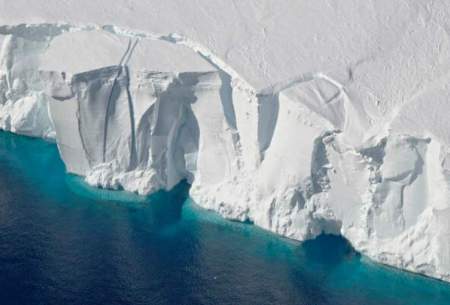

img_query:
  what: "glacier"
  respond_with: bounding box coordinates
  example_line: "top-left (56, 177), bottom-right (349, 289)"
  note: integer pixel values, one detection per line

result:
top-left (0, 0), bottom-right (450, 283)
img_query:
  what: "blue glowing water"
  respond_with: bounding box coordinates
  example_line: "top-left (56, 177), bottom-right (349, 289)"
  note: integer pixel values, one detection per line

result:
top-left (0, 131), bottom-right (449, 305)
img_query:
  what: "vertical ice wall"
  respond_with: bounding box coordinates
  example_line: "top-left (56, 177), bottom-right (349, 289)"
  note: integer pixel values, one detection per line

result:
top-left (47, 66), bottom-right (239, 195)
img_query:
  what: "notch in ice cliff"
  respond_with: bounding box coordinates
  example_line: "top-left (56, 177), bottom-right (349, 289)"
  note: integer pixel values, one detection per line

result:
top-left (0, 22), bottom-right (450, 283)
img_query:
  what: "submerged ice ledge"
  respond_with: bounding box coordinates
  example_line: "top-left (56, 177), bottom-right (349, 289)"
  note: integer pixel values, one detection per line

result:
top-left (1, 22), bottom-right (450, 283)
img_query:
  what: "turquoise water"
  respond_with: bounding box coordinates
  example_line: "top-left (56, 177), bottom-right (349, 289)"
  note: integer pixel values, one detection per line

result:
top-left (0, 131), bottom-right (450, 305)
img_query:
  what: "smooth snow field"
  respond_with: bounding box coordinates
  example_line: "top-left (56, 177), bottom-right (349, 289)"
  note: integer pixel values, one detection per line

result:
top-left (0, 131), bottom-right (450, 305)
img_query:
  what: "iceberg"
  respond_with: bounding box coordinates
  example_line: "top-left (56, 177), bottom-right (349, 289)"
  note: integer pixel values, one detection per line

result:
top-left (0, 0), bottom-right (450, 283)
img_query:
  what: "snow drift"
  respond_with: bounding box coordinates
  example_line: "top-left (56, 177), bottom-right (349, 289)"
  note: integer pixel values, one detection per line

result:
top-left (1, 0), bottom-right (450, 283)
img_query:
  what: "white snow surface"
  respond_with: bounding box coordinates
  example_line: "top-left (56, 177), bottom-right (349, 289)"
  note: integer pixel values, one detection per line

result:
top-left (1, 0), bottom-right (450, 282)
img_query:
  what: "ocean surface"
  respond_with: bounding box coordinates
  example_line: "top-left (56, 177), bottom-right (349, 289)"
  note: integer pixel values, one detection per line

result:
top-left (0, 131), bottom-right (450, 305)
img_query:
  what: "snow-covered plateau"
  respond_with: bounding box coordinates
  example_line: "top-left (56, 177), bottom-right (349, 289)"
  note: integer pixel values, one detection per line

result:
top-left (1, 0), bottom-right (450, 282)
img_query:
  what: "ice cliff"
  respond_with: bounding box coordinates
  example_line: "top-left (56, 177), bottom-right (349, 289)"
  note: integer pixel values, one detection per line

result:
top-left (1, 0), bottom-right (450, 283)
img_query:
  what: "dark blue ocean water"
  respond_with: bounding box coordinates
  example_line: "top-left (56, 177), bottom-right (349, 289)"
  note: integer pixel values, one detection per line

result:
top-left (0, 132), bottom-right (450, 305)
